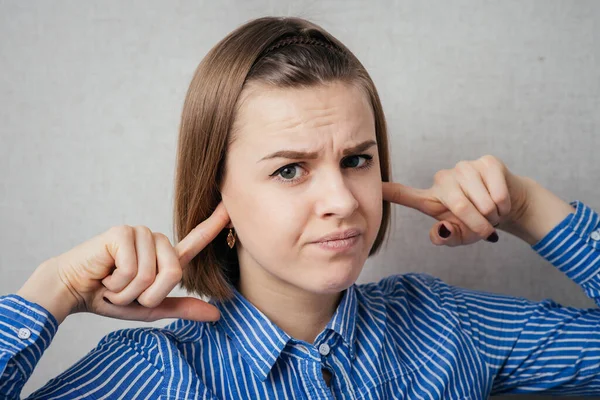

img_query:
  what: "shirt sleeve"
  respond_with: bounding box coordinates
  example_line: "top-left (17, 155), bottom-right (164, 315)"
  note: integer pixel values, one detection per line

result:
top-left (531, 200), bottom-right (600, 306)
top-left (453, 200), bottom-right (600, 396)
top-left (1, 295), bottom-right (165, 399)
top-left (22, 328), bottom-right (165, 399)
top-left (0, 294), bottom-right (58, 399)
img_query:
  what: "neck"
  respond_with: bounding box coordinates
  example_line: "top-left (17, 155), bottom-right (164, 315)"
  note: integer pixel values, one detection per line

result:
top-left (237, 261), bottom-right (342, 344)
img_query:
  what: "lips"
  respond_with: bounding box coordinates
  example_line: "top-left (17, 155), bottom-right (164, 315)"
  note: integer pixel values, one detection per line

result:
top-left (313, 228), bottom-right (362, 243)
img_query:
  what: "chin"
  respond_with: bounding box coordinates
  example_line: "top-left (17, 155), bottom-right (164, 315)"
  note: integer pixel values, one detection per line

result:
top-left (310, 260), bottom-right (364, 294)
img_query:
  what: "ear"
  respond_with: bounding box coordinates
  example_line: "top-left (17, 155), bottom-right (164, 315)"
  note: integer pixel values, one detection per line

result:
top-left (226, 222), bottom-right (233, 229)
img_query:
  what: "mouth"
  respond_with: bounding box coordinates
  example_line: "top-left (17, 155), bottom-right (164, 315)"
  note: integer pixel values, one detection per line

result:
top-left (313, 228), bottom-right (362, 243)
top-left (311, 229), bottom-right (362, 252)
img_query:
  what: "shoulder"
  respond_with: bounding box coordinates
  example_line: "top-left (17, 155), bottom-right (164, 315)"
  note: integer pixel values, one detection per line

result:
top-left (97, 326), bottom-right (169, 371)
top-left (94, 320), bottom-right (217, 398)
top-left (101, 318), bottom-right (208, 346)
top-left (97, 319), bottom-right (207, 371)
top-left (356, 273), bottom-right (459, 312)
top-left (357, 272), bottom-right (452, 298)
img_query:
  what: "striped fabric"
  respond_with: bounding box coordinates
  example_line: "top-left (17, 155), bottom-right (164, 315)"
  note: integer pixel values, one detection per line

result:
top-left (2, 200), bottom-right (600, 399)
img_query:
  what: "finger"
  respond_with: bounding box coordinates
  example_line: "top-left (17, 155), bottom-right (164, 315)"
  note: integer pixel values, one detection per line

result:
top-left (136, 233), bottom-right (182, 308)
top-left (429, 221), bottom-right (464, 247)
top-left (176, 202), bottom-right (230, 267)
top-left (454, 163), bottom-right (501, 226)
top-left (101, 226), bottom-right (138, 292)
top-left (100, 296), bottom-right (220, 322)
top-left (440, 179), bottom-right (497, 240)
top-left (478, 164), bottom-right (511, 219)
top-left (104, 226), bottom-right (157, 306)
top-left (382, 182), bottom-right (429, 211)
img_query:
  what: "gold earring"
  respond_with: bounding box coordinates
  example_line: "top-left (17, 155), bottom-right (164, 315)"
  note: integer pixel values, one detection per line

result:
top-left (226, 228), bottom-right (236, 249)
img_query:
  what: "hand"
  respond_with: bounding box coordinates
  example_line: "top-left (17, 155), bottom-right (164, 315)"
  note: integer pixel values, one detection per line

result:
top-left (382, 155), bottom-right (531, 246)
top-left (18, 203), bottom-right (230, 324)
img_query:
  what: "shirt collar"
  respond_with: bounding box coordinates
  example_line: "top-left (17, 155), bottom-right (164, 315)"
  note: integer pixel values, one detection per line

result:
top-left (213, 288), bottom-right (290, 381)
top-left (322, 284), bottom-right (358, 358)
top-left (213, 284), bottom-right (359, 380)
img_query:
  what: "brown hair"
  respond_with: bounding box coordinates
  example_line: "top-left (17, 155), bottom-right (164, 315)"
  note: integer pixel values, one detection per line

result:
top-left (173, 17), bottom-right (391, 301)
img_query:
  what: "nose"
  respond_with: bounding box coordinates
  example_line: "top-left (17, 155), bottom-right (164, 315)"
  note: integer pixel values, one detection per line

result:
top-left (313, 169), bottom-right (359, 219)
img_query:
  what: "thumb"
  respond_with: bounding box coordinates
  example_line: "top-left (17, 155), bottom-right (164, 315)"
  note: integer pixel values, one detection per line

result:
top-left (100, 297), bottom-right (221, 322)
top-left (148, 297), bottom-right (221, 322)
top-left (429, 221), bottom-right (462, 247)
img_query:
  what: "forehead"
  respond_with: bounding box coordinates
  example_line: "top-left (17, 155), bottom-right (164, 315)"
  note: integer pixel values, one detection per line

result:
top-left (231, 81), bottom-right (375, 147)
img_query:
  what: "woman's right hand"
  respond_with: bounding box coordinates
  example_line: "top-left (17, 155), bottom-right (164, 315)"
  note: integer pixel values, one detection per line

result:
top-left (17, 203), bottom-right (229, 325)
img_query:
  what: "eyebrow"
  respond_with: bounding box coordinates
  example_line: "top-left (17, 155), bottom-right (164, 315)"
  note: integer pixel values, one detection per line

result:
top-left (259, 139), bottom-right (377, 162)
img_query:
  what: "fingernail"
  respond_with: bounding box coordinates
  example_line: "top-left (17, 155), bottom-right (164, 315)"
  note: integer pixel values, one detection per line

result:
top-left (486, 231), bottom-right (499, 243)
top-left (438, 224), bottom-right (451, 239)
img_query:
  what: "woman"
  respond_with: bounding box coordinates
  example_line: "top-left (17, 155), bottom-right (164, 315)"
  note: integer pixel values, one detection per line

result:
top-left (2, 16), bottom-right (599, 399)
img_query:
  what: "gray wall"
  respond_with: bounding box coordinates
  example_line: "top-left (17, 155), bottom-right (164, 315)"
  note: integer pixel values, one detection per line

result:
top-left (1, 1), bottom-right (599, 398)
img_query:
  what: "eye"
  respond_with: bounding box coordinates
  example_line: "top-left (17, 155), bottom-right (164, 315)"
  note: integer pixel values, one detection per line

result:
top-left (271, 163), bottom-right (306, 183)
top-left (341, 154), bottom-right (373, 169)
top-left (270, 154), bottom-right (374, 185)
top-left (279, 165), bottom-right (301, 180)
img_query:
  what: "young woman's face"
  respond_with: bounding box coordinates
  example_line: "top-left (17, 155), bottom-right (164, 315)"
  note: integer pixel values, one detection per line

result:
top-left (220, 81), bottom-right (383, 295)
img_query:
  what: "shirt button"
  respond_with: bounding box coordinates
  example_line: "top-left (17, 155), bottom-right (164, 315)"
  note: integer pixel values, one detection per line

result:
top-left (591, 231), bottom-right (600, 241)
top-left (318, 343), bottom-right (330, 356)
top-left (17, 328), bottom-right (31, 340)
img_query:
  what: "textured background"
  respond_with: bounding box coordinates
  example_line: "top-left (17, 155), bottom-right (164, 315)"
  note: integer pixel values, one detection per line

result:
top-left (1, 1), bottom-right (599, 398)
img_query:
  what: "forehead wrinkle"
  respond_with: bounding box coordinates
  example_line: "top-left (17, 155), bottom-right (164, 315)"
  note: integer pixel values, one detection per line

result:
top-left (233, 82), bottom-right (376, 159)
top-left (260, 102), bottom-right (341, 136)
top-left (303, 106), bottom-right (339, 130)
top-left (258, 106), bottom-right (371, 158)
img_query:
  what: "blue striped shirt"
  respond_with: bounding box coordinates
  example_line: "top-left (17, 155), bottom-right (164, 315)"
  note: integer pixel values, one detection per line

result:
top-left (2, 200), bottom-right (600, 399)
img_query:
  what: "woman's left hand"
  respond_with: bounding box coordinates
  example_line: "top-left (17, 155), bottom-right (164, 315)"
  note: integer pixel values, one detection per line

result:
top-left (382, 155), bottom-right (532, 246)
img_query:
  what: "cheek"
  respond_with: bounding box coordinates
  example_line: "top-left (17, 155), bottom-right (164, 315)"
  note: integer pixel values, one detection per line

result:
top-left (360, 185), bottom-right (383, 223)
top-left (354, 170), bottom-right (383, 238)
top-left (223, 180), bottom-right (306, 248)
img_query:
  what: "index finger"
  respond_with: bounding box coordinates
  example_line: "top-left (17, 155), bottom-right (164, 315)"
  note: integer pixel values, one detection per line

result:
top-left (382, 181), bottom-right (428, 211)
top-left (175, 202), bottom-right (230, 267)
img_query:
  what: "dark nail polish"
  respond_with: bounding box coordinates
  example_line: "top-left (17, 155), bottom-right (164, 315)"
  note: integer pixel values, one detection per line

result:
top-left (438, 224), bottom-right (451, 239)
top-left (486, 231), bottom-right (499, 243)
